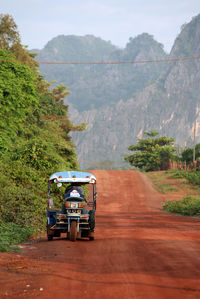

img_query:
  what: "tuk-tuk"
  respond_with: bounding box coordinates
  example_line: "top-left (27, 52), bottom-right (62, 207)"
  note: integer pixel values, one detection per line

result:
top-left (47, 171), bottom-right (97, 241)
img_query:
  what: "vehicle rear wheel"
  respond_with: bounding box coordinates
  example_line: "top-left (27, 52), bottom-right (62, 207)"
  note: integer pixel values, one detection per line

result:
top-left (47, 223), bottom-right (54, 241)
top-left (70, 220), bottom-right (77, 242)
top-left (88, 231), bottom-right (95, 241)
top-left (89, 210), bottom-right (95, 231)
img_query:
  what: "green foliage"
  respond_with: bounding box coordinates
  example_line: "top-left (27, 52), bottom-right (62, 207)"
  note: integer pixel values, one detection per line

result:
top-left (181, 144), bottom-right (200, 163)
top-left (170, 170), bottom-right (200, 185)
top-left (0, 14), bottom-right (83, 251)
top-left (0, 13), bottom-right (36, 63)
top-left (164, 196), bottom-right (200, 217)
top-left (0, 222), bottom-right (33, 252)
top-left (0, 14), bottom-right (20, 50)
top-left (0, 53), bottom-right (38, 117)
top-left (143, 130), bottom-right (159, 137)
top-left (168, 170), bottom-right (188, 179)
top-left (0, 49), bottom-right (38, 154)
top-left (147, 172), bottom-right (178, 194)
top-left (125, 131), bottom-right (175, 171)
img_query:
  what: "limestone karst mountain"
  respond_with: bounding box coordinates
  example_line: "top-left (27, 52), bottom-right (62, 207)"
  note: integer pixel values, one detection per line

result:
top-left (34, 14), bottom-right (200, 168)
top-left (36, 33), bottom-right (167, 111)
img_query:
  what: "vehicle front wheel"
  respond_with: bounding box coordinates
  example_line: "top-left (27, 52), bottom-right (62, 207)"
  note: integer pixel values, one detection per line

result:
top-left (47, 223), bottom-right (54, 241)
top-left (66, 232), bottom-right (70, 240)
top-left (70, 221), bottom-right (77, 242)
top-left (47, 235), bottom-right (53, 241)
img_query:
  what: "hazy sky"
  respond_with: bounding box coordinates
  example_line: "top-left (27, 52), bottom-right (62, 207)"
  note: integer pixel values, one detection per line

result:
top-left (1, 0), bottom-right (200, 53)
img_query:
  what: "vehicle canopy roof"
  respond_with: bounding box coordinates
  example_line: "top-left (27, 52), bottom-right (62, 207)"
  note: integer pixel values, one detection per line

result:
top-left (49, 171), bottom-right (96, 184)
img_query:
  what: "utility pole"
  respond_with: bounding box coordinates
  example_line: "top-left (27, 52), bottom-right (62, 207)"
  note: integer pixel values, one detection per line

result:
top-left (193, 121), bottom-right (196, 163)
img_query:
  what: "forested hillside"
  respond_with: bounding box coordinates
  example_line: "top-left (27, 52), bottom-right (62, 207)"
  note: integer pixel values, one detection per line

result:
top-left (36, 33), bottom-right (167, 111)
top-left (0, 14), bottom-right (83, 251)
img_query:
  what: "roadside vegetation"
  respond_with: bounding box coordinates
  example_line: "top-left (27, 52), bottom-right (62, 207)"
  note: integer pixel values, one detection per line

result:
top-left (163, 196), bottom-right (200, 217)
top-left (169, 169), bottom-right (200, 186)
top-left (125, 131), bottom-right (200, 217)
top-left (146, 171), bottom-right (178, 194)
top-left (147, 170), bottom-right (200, 217)
top-left (163, 170), bottom-right (200, 217)
top-left (0, 14), bottom-right (85, 251)
top-left (125, 130), bottom-right (176, 172)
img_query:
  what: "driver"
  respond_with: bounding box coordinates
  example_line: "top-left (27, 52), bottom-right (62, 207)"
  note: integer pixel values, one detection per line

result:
top-left (64, 182), bottom-right (85, 200)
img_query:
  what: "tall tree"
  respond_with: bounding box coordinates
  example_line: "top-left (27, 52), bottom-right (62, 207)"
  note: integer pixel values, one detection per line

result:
top-left (0, 13), bottom-right (36, 63)
top-left (0, 14), bottom-right (85, 241)
top-left (0, 14), bottom-right (20, 49)
top-left (125, 131), bottom-right (175, 171)
top-left (182, 144), bottom-right (200, 163)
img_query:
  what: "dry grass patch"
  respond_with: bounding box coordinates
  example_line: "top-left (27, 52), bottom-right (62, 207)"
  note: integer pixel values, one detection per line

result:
top-left (147, 170), bottom-right (200, 198)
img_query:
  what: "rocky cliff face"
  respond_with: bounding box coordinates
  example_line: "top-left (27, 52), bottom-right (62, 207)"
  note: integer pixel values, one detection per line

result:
top-left (36, 33), bottom-right (167, 111)
top-left (34, 15), bottom-right (200, 169)
top-left (70, 14), bottom-right (200, 168)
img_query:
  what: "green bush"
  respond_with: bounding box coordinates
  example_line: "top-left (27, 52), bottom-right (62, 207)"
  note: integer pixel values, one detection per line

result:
top-left (0, 50), bottom-right (79, 250)
top-left (164, 196), bottom-right (200, 216)
top-left (185, 172), bottom-right (200, 185)
top-left (168, 170), bottom-right (188, 179)
top-left (0, 222), bottom-right (33, 252)
top-left (169, 170), bottom-right (200, 185)
top-left (0, 16), bottom-right (84, 251)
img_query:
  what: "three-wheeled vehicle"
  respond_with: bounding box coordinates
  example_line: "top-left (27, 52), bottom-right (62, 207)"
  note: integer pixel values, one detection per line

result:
top-left (46, 171), bottom-right (97, 242)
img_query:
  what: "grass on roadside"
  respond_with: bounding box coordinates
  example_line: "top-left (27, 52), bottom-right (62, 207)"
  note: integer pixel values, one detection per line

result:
top-left (169, 169), bottom-right (200, 186)
top-left (164, 196), bottom-right (200, 217)
top-left (146, 171), bottom-right (178, 194)
top-left (147, 169), bottom-right (200, 217)
top-left (0, 222), bottom-right (33, 252)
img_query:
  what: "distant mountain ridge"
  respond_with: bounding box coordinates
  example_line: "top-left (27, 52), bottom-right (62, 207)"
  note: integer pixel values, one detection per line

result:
top-left (37, 34), bottom-right (117, 62)
top-left (35, 33), bottom-right (167, 111)
top-left (34, 14), bottom-right (200, 168)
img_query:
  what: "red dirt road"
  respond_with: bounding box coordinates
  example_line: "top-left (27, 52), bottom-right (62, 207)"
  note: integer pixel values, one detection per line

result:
top-left (1, 170), bottom-right (200, 298)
